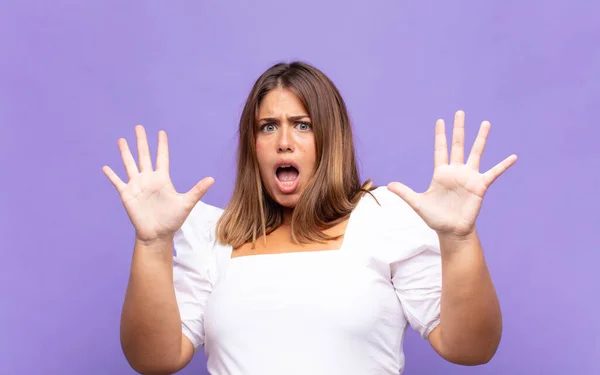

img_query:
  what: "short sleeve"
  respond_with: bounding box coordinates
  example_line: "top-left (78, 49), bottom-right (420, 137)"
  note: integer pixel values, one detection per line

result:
top-left (172, 200), bottom-right (224, 351)
top-left (371, 187), bottom-right (442, 339)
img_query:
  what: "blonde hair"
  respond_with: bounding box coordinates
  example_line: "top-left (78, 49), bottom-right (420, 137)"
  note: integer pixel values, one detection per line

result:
top-left (216, 61), bottom-right (375, 248)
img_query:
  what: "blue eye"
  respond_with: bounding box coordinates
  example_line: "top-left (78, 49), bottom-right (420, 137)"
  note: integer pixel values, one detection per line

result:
top-left (261, 124), bottom-right (276, 132)
top-left (297, 122), bottom-right (312, 131)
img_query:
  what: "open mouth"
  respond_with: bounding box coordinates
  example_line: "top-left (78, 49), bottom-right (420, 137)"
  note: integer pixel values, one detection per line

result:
top-left (276, 165), bottom-right (299, 182)
top-left (274, 162), bottom-right (300, 194)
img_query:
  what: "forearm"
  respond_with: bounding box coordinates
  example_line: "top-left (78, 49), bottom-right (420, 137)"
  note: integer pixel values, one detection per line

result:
top-left (436, 229), bottom-right (502, 364)
top-left (120, 238), bottom-right (183, 374)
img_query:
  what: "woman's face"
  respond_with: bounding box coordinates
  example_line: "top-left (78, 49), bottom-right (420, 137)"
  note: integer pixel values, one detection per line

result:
top-left (255, 88), bottom-right (316, 209)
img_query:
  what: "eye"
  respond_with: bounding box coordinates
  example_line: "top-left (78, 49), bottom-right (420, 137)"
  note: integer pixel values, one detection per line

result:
top-left (296, 122), bottom-right (312, 131)
top-left (260, 123), bottom-right (276, 132)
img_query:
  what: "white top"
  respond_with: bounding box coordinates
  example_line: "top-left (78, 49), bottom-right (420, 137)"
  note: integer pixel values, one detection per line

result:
top-left (173, 186), bottom-right (442, 375)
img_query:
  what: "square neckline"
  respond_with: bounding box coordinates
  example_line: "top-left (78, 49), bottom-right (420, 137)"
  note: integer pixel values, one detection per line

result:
top-left (226, 196), bottom-right (362, 262)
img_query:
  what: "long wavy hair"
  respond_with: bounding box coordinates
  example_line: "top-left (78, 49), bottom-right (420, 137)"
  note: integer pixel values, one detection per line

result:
top-left (216, 61), bottom-right (375, 248)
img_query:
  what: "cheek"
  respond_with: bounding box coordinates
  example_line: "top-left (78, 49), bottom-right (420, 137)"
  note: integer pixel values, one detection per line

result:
top-left (255, 140), bottom-right (270, 174)
top-left (255, 139), bottom-right (266, 159)
top-left (256, 139), bottom-right (264, 153)
top-left (300, 137), bottom-right (317, 166)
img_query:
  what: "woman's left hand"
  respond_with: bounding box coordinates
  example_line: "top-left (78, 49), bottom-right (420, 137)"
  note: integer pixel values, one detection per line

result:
top-left (387, 110), bottom-right (517, 238)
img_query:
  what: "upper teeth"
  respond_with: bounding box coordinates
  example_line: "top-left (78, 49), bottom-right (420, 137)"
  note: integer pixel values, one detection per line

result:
top-left (280, 164), bottom-right (291, 168)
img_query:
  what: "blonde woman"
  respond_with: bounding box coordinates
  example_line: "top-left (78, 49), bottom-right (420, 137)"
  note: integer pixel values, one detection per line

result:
top-left (103, 61), bottom-right (517, 375)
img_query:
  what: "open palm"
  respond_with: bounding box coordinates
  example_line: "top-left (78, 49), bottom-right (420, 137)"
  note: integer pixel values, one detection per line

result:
top-left (388, 111), bottom-right (517, 237)
top-left (103, 125), bottom-right (214, 244)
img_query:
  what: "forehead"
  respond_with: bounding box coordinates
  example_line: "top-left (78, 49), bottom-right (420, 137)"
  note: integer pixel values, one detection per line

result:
top-left (257, 88), bottom-right (308, 118)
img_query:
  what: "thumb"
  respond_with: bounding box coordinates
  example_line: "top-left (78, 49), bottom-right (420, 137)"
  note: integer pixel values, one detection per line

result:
top-left (387, 182), bottom-right (421, 212)
top-left (185, 177), bottom-right (215, 206)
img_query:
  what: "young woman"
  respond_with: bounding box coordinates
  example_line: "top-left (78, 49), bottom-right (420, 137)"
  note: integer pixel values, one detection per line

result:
top-left (103, 61), bottom-right (517, 375)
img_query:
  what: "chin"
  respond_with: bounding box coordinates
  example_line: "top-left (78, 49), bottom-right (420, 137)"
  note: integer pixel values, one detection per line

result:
top-left (271, 193), bottom-right (300, 208)
top-left (265, 184), bottom-right (303, 209)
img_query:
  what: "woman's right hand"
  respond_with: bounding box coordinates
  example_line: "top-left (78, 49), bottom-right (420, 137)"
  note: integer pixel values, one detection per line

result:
top-left (102, 125), bottom-right (214, 246)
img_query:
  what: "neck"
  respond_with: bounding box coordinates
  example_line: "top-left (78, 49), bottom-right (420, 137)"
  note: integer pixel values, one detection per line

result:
top-left (282, 207), bottom-right (294, 225)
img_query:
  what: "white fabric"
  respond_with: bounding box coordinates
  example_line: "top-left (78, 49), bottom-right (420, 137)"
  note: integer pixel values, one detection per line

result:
top-left (173, 186), bottom-right (441, 375)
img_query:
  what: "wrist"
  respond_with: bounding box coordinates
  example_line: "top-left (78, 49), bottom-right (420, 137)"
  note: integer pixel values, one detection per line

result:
top-left (133, 238), bottom-right (175, 268)
top-left (437, 228), bottom-right (479, 255)
top-left (436, 224), bottom-right (477, 242)
top-left (437, 230), bottom-right (476, 243)
top-left (135, 235), bottom-right (174, 253)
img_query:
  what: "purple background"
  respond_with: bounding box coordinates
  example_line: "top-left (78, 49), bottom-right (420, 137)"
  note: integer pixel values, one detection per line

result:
top-left (1, 1), bottom-right (598, 374)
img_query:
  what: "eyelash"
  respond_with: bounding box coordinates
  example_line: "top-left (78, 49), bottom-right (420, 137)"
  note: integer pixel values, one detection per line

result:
top-left (260, 122), bottom-right (312, 132)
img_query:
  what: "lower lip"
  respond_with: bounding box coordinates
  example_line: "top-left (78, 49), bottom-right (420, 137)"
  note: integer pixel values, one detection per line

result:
top-left (275, 175), bottom-right (300, 194)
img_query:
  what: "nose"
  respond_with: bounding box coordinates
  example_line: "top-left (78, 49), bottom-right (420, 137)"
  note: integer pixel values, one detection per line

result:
top-left (277, 126), bottom-right (294, 153)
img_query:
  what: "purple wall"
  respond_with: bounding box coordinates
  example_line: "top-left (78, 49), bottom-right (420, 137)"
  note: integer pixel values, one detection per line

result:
top-left (1, 1), bottom-right (598, 374)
